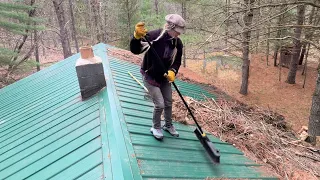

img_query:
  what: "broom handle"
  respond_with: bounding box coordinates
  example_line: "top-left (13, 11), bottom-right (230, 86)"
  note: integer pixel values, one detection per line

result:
top-left (171, 81), bottom-right (204, 134)
top-left (128, 71), bottom-right (149, 93)
top-left (143, 37), bottom-right (204, 134)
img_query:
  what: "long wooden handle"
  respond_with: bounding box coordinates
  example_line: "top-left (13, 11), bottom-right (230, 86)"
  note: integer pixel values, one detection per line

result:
top-left (128, 71), bottom-right (149, 93)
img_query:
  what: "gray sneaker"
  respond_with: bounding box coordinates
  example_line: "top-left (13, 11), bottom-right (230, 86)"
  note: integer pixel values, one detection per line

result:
top-left (163, 125), bottom-right (179, 137)
top-left (150, 127), bottom-right (164, 140)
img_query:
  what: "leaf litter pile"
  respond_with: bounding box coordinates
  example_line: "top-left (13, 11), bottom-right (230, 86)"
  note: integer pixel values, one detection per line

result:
top-left (171, 92), bottom-right (320, 180)
top-left (108, 48), bottom-right (143, 65)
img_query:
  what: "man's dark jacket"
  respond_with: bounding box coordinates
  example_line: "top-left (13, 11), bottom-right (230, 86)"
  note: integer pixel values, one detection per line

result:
top-left (130, 29), bottom-right (183, 84)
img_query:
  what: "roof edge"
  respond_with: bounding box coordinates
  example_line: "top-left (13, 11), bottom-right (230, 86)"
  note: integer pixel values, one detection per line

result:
top-left (95, 43), bottom-right (142, 180)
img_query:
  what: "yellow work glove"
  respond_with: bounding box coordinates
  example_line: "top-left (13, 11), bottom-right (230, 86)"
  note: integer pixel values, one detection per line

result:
top-left (166, 70), bottom-right (175, 83)
top-left (134, 22), bottom-right (147, 40)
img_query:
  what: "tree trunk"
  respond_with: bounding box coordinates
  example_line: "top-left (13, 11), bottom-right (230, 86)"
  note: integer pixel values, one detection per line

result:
top-left (34, 23), bottom-right (40, 71)
top-left (40, 33), bottom-right (46, 56)
top-left (286, 4), bottom-right (305, 84)
top-left (67, 30), bottom-right (72, 54)
top-left (240, 0), bottom-right (254, 95)
top-left (181, 1), bottom-right (186, 21)
top-left (273, 4), bottom-right (286, 67)
top-left (99, 1), bottom-right (106, 42)
top-left (255, 0), bottom-right (260, 53)
top-left (302, 43), bottom-right (310, 88)
top-left (225, 0), bottom-right (230, 46)
top-left (103, 0), bottom-right (109, 42)
top-left (53, 0), bottom-right (72, 58)
top-left (299, 44), bottom-right (306, 65)
top-left (183, 47), bottom-right (186, 68)
top-left (266, 24), bottom-right (270, 66)
top-left (300, 5), bottom-right (317, 66)
top-left (154, 0), bottom-right (159, 15)
top-left (308, 68), bottom-right (320, 145)
top-left (273, 49), bottom-right (279, 67)
top-left (88, 0), bottom-right (94, 44)
top-left (126, 0), bottom-right (132, 47)
top-left (14, 45), bottom-right (36, 70)
top-left (68, 0), bottom-right (79, 52)
top-left (84, 4), bottom-right (90, 37)
top-left (182, 1), bottom-right (187, 67)
top-left (8, 0), bottom-right (36, 71)
top-left (91, 0), bottom-right (102, 42)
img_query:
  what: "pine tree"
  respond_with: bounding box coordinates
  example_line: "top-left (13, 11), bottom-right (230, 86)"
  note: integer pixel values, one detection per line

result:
top-left (117, 0), bottom-right (140, 49)
top-left (0, 1), bottom-right (43, 67)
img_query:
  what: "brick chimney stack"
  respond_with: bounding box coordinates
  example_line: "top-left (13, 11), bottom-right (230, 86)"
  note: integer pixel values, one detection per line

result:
top-left (75, 46), bottom-right (106, 100)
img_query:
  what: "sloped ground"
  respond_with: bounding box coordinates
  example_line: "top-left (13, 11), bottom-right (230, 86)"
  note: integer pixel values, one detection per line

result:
top-left (186, 53), bottom-right (317, 133)
top-left (108, 48), bottom-right (320, 180)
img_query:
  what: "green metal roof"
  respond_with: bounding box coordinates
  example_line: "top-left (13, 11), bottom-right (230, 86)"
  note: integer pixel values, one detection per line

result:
top-left (0, 43), bottom-right (277, 180)
top-left (0, 48), bottom-right (107, 180)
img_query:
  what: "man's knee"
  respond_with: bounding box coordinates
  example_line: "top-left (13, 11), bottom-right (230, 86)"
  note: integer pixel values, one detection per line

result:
top-left (155, 101), bottom-right (165, 110)
top-left (164, 102), bottom-right (172, 108)
top-left (164, 99), bottom-right (172, 107)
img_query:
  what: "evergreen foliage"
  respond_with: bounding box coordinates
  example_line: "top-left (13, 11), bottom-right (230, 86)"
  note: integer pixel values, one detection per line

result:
top-left (0, 2), bottom-right (43, 66)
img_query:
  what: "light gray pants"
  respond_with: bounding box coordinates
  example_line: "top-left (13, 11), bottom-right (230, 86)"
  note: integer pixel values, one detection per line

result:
top-left (143, 79), bottom-right (173, 129)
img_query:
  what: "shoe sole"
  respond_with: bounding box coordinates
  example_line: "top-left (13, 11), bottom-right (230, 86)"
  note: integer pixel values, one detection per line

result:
top-left (163, 129), bottom-right (179, 137)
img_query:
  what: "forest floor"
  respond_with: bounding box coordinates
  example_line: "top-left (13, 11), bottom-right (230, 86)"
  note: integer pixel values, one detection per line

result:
top-left (0, 47), bottom-right (319, 179)
top-left (186, 53), bottom-right (318, 133)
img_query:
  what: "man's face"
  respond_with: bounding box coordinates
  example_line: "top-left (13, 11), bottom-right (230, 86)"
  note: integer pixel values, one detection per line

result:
top-left (173, 30), bottom-right (181, 37)
top-left (169, 29), bottom-right (180, 38)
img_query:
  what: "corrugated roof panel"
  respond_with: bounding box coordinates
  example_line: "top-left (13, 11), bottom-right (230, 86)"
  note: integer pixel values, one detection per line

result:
top-left (0, 45), bottom-right (111, 180)
top-left (108, 55), bottom-right (277, 180)
top-left (109, 60), bottom-right (215, 101)
top-left (76, 164), bottom-right (104, 180)
top-left (139, 160), bottom-right (269, 179)
top-left (98, 44), bottom-right (142, 180)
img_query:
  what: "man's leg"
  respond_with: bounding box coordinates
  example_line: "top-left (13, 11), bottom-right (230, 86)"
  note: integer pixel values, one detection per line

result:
top-left (161, 81), bottom-right (179, 137)
top-left (161, 81), bottom-right (172, 126)
top-left (143, 79), bottom-right (164, 139)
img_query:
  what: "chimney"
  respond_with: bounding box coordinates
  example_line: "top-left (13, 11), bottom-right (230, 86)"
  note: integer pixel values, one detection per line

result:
top-left (76, 46), bottom-right (106, 100)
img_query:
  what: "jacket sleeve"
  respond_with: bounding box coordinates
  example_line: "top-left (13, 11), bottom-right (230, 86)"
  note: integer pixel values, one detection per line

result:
top-left (170, 38), bottom-right (183, 74)
top-left (130, 29), bottom-right (162, 55)
top-left (130, 37), bottom-right (142, 55)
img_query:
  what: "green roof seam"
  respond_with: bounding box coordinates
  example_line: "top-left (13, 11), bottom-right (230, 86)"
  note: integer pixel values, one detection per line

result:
top-left (96, 43), bottom-right (142, 180)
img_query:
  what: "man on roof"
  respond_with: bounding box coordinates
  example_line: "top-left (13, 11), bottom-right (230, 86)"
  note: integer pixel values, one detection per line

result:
top-left (130, 14), bottom-right (185, 140)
